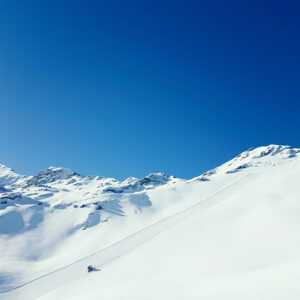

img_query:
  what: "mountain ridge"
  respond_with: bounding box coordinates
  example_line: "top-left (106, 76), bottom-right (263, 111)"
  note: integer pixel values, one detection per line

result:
top-left (1, 144), bottom-right (298, 188)
top-left (0, 144), bottom-right (300, 299)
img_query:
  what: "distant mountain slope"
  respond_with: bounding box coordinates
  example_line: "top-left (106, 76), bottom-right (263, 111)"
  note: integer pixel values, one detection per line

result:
top-left (0, 145), bottom-right (299, 300)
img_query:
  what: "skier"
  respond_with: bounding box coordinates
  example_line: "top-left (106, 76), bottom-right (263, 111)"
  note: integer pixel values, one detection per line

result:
top-left (87, 265), bottom-right (94, 272)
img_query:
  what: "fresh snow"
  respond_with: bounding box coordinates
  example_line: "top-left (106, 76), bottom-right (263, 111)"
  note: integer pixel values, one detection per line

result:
top-left (0, 145), bottom-right (299, 300)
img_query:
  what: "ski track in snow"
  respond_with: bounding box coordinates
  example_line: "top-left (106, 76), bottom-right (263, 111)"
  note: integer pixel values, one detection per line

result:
top-left (1, 173), bottom-right (258, 300)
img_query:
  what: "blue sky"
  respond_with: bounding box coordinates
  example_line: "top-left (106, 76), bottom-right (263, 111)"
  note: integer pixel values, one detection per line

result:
top-left (0, 0), bottom-right (299, 179)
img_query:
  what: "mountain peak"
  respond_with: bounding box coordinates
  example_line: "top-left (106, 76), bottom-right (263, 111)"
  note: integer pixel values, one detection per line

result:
top-left (195, 145), bottom-right (300, 180)
top-left (229, 145), bottom-right (298, 172)
top-left (138, 173), bottom-right (171, 186)
top-left (26, 166), bottom-right (81, 186)
top-left (46, 166), bottom-right (76, 175)
top-left (237, 144), bottom-right (299, 161)
top-left (0, 163), bottom-right (22, 186)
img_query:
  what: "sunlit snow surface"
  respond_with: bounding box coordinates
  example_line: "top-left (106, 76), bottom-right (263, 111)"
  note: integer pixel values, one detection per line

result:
top-left (0, 145), bottom-right (300, 299)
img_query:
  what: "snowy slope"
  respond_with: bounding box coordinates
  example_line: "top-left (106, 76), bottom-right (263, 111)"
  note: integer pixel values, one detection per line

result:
top-left (0, 145), bottom-right (300, 300)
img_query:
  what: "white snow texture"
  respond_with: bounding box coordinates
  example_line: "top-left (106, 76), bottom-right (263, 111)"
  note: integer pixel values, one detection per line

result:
top-left (0, 144), bottom-right (299, 300)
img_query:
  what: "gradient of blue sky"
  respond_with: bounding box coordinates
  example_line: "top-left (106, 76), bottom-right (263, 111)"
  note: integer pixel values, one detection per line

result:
top-left (0, 0), bottom-right (299, 179)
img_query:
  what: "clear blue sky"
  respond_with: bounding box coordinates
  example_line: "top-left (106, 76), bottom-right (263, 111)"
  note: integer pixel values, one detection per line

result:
top-left (0, 0), bottom-right (299, 179)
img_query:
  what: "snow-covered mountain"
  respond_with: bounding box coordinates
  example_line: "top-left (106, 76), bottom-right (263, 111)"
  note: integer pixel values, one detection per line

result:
top-left (0, 145), bottom-right (300, 300)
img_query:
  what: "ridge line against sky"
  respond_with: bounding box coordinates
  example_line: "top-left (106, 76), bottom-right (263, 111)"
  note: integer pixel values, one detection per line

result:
top-left (0, 144), bottom-right (298, 180)
top-left (0, 0), bottom-right (299, 180)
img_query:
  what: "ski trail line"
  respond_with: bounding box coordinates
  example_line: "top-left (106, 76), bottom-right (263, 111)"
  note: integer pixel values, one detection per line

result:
top-left (1, 172), bottom-right (258, 299)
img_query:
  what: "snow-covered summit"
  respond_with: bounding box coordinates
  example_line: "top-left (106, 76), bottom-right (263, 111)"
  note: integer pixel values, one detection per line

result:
top-left (26, 166), bottom-right (81, 187)
top-left (138, 173), bottom-right (172, 185)
top-left (233, 144), bottom-right (298, 162)
top-left (193, 145), bottom-right (300, 181)
top-left (221, 144), bottom-right (299, 172)
top-left (0, 163), bottom-right (23, 186)
top-left (101, 173), bottom-right (177, 194)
